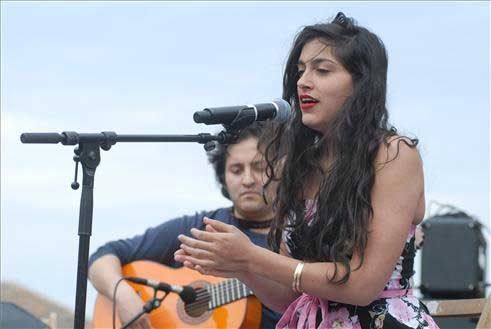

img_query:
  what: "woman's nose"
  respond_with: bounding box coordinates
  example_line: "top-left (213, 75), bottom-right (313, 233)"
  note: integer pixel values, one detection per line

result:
top-left (297, 71), bottom-right (313, 90)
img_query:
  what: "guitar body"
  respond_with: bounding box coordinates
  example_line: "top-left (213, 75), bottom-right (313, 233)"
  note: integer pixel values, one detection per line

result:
top-left (92, 261), bottom-right (261, 328)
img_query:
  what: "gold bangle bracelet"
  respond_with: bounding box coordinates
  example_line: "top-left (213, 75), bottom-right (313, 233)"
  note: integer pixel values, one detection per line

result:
top-left (292, 261), bottom-right (305, 293)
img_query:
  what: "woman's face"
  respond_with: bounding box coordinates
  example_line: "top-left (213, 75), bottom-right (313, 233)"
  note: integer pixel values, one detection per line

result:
top-left (296, 38), bottom-right (353, 132)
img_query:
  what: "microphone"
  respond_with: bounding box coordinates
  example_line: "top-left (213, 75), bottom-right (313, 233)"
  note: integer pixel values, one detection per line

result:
top-left (125, 277), bottom-right (197, 303)
top-left (193, 98), bottom-right (291, 126)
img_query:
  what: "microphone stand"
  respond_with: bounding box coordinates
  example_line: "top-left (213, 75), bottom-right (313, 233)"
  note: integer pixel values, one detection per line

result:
top-left (120, 297), bottom-right (162, 329)
top-left (19, 129), bottom-right (240, 329)
top-left (120, 287), bottom-right (167, 329)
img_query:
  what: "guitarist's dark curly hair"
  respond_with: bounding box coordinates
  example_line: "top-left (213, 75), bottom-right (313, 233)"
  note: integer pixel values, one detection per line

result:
top-left (207, 122), bottom-right (266, 200)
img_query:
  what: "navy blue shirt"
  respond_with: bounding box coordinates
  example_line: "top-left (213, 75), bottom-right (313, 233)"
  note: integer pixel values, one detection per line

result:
top-left (89, 207), bottom-right (280, 328)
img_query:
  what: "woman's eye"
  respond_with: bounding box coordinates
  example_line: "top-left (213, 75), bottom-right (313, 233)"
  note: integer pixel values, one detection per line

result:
top-left (317, 69), bottom-right (330, 74)
top-left (297, 70), bottom-right (305, 77)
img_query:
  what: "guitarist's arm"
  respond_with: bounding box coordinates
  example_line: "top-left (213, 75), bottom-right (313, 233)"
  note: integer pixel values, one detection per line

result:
top-left (89, 254), bottom-right (152, 328)
top-left (88, 211), bottom-right (213, 328)
top-left (88, 210), bottom-right (216, 295)
top-left (89, 254), bottom-right (124, 299)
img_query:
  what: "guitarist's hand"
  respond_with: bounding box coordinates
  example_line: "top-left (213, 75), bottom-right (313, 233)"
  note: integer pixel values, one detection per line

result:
top-left (115, 281), bottom-right (153, 329)
top-left (175, 217), bottom-right (254, 278)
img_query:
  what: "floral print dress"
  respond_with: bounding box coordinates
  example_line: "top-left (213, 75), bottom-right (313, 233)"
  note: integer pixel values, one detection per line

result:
top-left (278, 200), bottom-right (439, 329)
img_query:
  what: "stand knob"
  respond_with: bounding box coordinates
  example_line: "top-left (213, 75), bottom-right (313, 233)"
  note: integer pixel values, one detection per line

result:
top-left (72, 154), bottom-right (80, 190)
top-left (204, 141), bottom-right (216, 151)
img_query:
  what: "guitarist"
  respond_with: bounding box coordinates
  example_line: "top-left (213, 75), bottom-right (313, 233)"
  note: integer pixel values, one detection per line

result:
top-left (88, 122), bottom-right (281, 329)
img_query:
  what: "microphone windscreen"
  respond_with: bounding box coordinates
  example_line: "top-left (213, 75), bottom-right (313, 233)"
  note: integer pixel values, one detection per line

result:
top-left (272, 99), bottom-right (292, 123)
top-left (180, 286), bottom-right (197, 303)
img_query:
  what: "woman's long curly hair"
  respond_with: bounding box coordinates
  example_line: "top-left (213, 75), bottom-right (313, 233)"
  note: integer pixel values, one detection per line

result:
top-left (262, 12), bottom-right (417, 284)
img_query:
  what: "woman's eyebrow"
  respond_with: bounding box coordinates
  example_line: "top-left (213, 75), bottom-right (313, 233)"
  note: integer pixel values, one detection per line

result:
top-left (311, 58), bottom-right (337, 66)
top-left (298, 57), bottom-right (337, 66)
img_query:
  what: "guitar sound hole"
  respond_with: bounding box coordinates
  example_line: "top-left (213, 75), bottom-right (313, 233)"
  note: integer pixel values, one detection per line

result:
top-left (184, 287), bottom-right (210, 318)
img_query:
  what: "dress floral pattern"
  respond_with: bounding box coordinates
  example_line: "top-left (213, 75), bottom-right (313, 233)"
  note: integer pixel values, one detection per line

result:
top-left (278, 201), bottom-right (439, 329)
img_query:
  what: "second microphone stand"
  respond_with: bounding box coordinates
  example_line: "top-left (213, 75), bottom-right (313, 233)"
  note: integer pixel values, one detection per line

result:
top-left (120, 287), bottom-right (167, 329)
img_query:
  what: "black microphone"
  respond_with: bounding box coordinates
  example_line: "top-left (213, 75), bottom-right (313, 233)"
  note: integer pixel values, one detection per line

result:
top-left (193, 98), bottom-right (291, 126)
top-left (125, 277), bottom-right (197, 303)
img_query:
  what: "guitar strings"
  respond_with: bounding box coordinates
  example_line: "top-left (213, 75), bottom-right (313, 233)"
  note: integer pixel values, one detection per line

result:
top-left (185, 279), bottom-right (251, 312)
top-left (184, 290), bottom-right (210, 312)
top-left (184, 283), bottom-right (253, 313)
top-left (187, 282), bottom-right (252, 305)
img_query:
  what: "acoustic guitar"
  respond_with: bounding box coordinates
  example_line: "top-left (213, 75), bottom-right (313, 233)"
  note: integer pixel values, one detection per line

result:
top-left (92, 261), bottom-right (261, 328)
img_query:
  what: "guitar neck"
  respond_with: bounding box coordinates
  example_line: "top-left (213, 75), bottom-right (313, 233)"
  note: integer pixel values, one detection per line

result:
top-left (204, 278), bottom-right (253, 310)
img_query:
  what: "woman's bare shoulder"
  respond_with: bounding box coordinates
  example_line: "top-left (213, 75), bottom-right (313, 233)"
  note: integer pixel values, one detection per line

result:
top-left (375, 135), bottom-right (421, 171)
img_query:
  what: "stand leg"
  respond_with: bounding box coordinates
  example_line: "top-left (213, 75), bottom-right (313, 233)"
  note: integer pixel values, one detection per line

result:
top-left (74, 236), bottom-right (91, 328)
top-left (73, 143), bottom-right (99, 329)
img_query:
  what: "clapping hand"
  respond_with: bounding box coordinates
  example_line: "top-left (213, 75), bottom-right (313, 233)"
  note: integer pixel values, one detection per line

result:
top-left (174, 217), bottom-right (255, 279)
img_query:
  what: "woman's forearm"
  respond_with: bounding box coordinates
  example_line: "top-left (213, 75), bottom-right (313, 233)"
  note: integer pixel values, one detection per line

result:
top-left (239, 269), bottom-right (299, 313)
top-left (245, 245), bottom-right (375, 306)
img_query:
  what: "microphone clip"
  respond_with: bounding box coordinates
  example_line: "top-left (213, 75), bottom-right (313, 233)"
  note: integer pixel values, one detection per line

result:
top-left (217, 129), bottom-right (240, 144)
top-left (202, 128), bottom-right (240, 152)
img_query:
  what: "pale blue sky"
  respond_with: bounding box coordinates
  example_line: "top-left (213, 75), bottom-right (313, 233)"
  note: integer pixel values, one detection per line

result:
top-left (1, 1), bottom-right (489, 318)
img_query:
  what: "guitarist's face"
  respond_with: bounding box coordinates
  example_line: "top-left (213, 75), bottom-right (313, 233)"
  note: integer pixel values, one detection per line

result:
top-left (224, 137), bottom-right (274, 221)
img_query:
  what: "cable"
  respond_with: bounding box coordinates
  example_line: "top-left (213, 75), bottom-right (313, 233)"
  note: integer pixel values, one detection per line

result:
top-left (112, 277), bottom-right (127, 329)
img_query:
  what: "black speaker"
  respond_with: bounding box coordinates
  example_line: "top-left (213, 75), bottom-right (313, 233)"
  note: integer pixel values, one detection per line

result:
top-left (432, 316), bottom-right (478, 329)
top-left (0, 302), bottom-right (50, 329)
top-left (420, 212), bottom-right (486, 298)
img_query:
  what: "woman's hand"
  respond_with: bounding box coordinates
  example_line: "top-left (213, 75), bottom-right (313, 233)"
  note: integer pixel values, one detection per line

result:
top-left (174, 217), bottom-right (255, 278)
